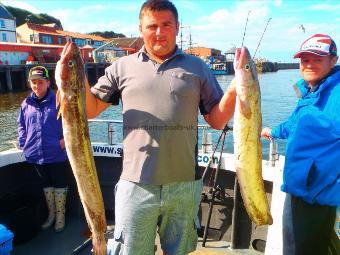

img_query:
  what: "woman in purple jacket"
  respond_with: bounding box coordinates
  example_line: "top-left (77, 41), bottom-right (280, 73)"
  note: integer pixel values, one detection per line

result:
top-left (17, 66), bottom-right (69, 232)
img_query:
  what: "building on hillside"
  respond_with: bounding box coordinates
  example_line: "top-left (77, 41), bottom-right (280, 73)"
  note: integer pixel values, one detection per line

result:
top-left (2, 21), bottom-right (133, 64)
top-left (107, 37), bottom-right (144, 53)
top-left (92, 37), bottom-right (144, 63)
top-left (42, 23), bottom-right (63, 30)
top-left (16, 22), bottom-right (108, 48)
top-left (93, 44), bottom-right (126, 63)
top-left (184, 46), bottom-right (220, 57)
top-left (0, 4), bottom-right (16, 42)
top-left (60, 30), bottom-right (109, 48)
top-left (96, 48), bottom-right (126, 63)
top-left (17, 22), bottom-right (63, 45)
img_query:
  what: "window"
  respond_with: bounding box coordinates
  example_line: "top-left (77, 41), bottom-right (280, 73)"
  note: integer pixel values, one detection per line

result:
top-left (0, 20), bottom-right (5, 28)
top-left (41, 35), bottom-right (52, 44)
top-left (74, 38), bottom-right (85, 46)
top-left (2, 33), bottom-right (7, 42)
top-left (34, 34), bottom-right (39, 43)
top-left (94, 41), bottom-right (103, 47)
top-left (30, 34), bottom-right (40, 43)
top-left (57, 37), bottom-right (62, 44)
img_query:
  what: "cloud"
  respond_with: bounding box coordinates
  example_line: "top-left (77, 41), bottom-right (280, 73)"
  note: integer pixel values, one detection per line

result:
top-left (181, 0), bottom-right (340, 62)
top-left (48, 3), bottom-right (140, 35)
top-left (309, 4), bottom-right (340, 11)
top-left (187, 1), bottom-right (271, 55)
top-left (174, 1), bottom-right (200, 13)
top-left (201, 9), bottom-right (231, 24)
top-left (273, 0), bottom-right (282, 7)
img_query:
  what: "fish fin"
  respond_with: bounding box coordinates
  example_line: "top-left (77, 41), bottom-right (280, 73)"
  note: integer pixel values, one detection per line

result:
top-left (56, 90), bottom-right (63, 120)
top-left (56, 90), bottom-right (60, 108)
top-left (239, 97), bottom-right (252, 119)
top-left (230, 78), bottom-right (237, 88)
top-left (57, 107), bottom-right (62, 120)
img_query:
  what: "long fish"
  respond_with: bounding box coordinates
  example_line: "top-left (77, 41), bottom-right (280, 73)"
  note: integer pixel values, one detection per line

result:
top-left (232, 46), bottom-right (273, 226)
top-left (55, 41), bottom-right (107, 254)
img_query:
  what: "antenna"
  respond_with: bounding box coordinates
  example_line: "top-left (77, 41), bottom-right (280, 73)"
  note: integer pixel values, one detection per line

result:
top-left (253, 18), bottom-right (271, 59)
top-left (178, 21), bottom-right (190, 51)
top-left (188, 26), bottom-right (193, 54)
top-left (180, 19), bottom-right (184, 50)
top-left (241, 11), bottom-right (251, 47)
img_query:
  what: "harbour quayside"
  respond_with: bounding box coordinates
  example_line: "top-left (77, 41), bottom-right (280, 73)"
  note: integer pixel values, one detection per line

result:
top-left (0, 120), bottom-right (339, 255)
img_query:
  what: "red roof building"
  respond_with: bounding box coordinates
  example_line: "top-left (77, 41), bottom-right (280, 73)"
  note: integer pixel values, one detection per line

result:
top-left (16, 22), bottom-right (108, 48)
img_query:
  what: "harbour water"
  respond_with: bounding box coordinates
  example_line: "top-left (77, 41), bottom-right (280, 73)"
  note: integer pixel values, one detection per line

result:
top-left (0, 69), bottom-right (300, 158)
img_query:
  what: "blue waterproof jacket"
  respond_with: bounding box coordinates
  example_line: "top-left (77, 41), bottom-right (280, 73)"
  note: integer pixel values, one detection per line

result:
top-left (271, 66), bottom-right (340, 206)
top-left (17, 88), bottom-right (67, 164)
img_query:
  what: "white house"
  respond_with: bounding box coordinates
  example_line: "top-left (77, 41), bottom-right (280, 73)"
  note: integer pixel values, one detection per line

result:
top-left (0, 4), bottom-right (16, 43)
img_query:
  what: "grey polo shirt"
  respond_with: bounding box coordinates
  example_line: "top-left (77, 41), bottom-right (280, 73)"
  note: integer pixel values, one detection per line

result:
top-left (91, 46), bottom-right (223, 185)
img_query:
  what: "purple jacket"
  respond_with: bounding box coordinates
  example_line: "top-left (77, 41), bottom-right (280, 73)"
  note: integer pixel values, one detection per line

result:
top-left (17, 88), bottom-right (67, 164)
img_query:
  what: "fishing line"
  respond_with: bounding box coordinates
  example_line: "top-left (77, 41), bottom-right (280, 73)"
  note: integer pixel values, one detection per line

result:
top-left (241, 10), bottom-right (251, 48)
top-left (201, 125), bottom-right (232, 181)
top-left (253, 18), bottom-right (272, 59)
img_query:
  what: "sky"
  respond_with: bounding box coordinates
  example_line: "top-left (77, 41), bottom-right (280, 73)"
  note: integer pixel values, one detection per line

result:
top-left (1, 0), bottom-right (340, 62)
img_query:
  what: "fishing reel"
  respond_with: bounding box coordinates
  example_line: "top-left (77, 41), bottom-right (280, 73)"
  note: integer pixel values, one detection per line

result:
top-left (201, 185), bottom-right (226, 203)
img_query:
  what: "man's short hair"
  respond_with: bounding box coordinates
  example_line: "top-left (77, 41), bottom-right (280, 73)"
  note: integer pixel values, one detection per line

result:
top-left (139, 0), bottom-right (178, 23)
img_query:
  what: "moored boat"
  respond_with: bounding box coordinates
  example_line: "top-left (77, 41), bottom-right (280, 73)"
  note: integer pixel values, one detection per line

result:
top-left (210, 63), bottom-right (228, 75)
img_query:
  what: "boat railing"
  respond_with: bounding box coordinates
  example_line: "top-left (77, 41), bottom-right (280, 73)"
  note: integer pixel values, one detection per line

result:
top-left (88, 119), bottom-right (280, 167)
top-left (89, 118), bottom-right (123, 145)
top-left (269, 138), bottom-right (279, 167)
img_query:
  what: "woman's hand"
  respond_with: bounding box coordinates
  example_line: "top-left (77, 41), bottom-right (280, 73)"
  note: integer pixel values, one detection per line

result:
top-left (261, 127), bottom-right (272, 141)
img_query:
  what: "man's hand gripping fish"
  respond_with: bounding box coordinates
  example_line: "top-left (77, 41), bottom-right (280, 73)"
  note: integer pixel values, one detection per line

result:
top-left (232, 47), bottom-right (273, 226)
top-left (55, 41), bottom-right (107, 254)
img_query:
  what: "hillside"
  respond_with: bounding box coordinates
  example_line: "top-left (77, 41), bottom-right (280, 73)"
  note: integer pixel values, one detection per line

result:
top-left (5, 5), bottom-right (62, 28)
top-left (5, 5), bottom-right (125, 38)
top-left (88, 31), bottom-right (125, 39)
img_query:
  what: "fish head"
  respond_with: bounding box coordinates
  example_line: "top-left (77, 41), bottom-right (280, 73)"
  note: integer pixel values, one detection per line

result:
top-left (233, 46), bottom-right (258, 89)
top-left (55, 41), bottom-right (85, 94)
top-left (233, 46), bottom-right (261, 119)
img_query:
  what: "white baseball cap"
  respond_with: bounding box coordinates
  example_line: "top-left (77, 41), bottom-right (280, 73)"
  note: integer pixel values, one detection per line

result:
top-left (293, 34), bottom-right (337, 58)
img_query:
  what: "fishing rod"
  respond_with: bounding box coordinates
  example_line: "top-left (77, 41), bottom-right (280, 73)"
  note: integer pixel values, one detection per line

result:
top-left (241, 10), bottom-right (251, 48)
top-left (201, 125), bottom-right (232, 181)
top-left (253, 17), bottom-right (272, 59)
top-left (201, 124), bottom-right (232, 247)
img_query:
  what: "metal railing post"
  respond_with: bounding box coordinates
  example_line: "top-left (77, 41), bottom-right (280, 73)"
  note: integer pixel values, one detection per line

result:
top-left (269, 139), bottom-right (278, 167)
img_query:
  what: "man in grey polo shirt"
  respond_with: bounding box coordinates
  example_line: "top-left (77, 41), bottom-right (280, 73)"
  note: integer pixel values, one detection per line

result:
top-left (86, 0), bottom-right (236, 254)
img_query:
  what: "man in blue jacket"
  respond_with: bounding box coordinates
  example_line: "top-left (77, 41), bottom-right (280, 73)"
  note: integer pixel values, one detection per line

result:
top-left (17, 66), bottom-right (69, 232)
top-left (262, 34), bottom-right (339, 255)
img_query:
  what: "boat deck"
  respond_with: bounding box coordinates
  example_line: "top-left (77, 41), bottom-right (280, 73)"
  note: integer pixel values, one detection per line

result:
top-left (12, 216), bottom-right (90, 255)
top-left (12, 214), bottom-right (262, 255)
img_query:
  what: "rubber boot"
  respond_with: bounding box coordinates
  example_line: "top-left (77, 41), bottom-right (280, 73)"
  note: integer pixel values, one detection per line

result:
top-left (54, 187), bottom-right (68, 232)
top-left (41, 187), bottom-right (55, 230)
